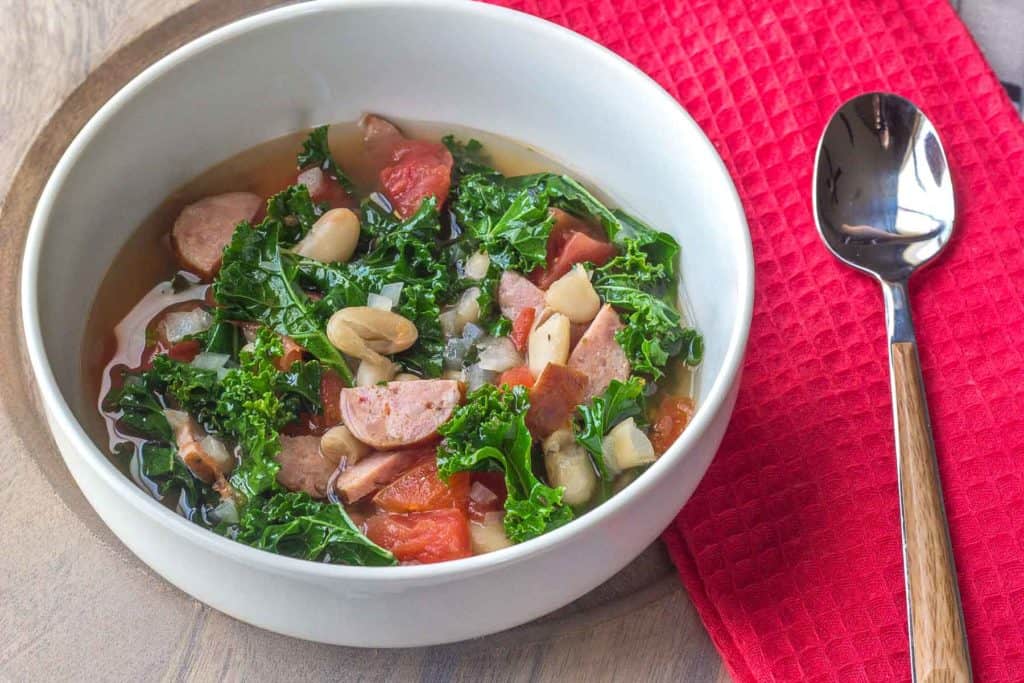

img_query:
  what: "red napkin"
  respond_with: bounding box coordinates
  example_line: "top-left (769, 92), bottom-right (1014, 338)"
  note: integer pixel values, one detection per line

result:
top-left (491, 0), bottom-right (1024, 680)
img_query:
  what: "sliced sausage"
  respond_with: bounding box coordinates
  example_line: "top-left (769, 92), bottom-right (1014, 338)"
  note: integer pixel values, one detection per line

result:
top-left (498, 271), bottom-right (546, 322)
top-left (567, 304), bottom-right (631, 402)
top-left (171, 192), bottom-right (262, 280)
top-left (339, 379), bottom-right (462, 450)
top-left (362, 114), bottom-right (404, 157)
top-left (335, 448), bottom-right (430, 503)
top-left (525, 363), bottom-right (588, 438)
top-left (380, 140), bottom-right (454, 218)
top-left (275, 434), bottom-right (336, 499)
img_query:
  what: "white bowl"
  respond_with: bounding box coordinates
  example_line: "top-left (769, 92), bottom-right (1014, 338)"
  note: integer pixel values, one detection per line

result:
top-left (21, 0), bottom-right (752, 646)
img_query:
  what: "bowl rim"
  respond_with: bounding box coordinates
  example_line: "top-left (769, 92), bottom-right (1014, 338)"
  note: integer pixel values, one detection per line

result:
top-left (20, 0), bottom-right (754, 581)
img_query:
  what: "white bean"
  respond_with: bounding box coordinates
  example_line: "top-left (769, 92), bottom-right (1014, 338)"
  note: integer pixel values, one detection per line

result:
top-left (454, 287), bottom-right (482, 333)
top-left (464, 251), bottom-right (491, 280)
top-left (329, 307), bottom-right (418, 355)
top-left (320, 425), bottom-right (372, 466)
top-left (528, 311), bottom-right (570, 377)
top-left (545, 264), bottom-right (601, 323)
top-left (469, 512), bottom-right (513, 554)
top-left (542, 428), bottom-right (597, 505)
top-left (355, 358), bottom-right (398, 386)
top-left (293, 208), bottom-right (360, 263)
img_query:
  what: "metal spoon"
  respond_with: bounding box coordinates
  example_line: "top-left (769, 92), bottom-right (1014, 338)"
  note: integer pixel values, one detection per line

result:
top-left (813, 92), bottom-right (971, 682)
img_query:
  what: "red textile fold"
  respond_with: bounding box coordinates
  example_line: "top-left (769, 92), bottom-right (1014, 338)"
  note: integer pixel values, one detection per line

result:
top-left (492, 1), bottom-right (1024, 680)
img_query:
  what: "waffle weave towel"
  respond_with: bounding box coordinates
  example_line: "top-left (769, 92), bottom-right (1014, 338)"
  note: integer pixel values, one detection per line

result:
top-left (493, 1), bottom-right (1024, 680)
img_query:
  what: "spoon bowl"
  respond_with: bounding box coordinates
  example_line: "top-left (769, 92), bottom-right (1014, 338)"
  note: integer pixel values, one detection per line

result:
top-left (814, 92), bottom-right (955, 282)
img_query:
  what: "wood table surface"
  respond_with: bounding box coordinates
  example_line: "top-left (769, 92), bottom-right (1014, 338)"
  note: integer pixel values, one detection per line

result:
top-left (0, 2), bottom-right (727, 681)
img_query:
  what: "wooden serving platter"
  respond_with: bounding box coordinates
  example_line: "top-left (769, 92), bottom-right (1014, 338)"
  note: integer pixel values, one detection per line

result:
top-left (0, 1), bottom-right (725, 680)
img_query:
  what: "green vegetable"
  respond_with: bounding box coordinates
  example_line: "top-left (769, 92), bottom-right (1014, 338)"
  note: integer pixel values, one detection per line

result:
top-left (437, 385), bottom-right (573, 542)
top-left (442, 135), bottom-right (495, 178)
top-left (299, 197), bottom-right (454, 376)
top-left (592, 241), bottom-right (703, 378)
top-left (574, 377), bottom-right (647, 500)
top-left (265, 183), bottom-right (323, 244)
top-left (232, 491), bottom-right (396, 566)
top-left (297, 124), bottom-right (355, 194)
top-left (104, 373), bottom-right (173, 442)
top-left (214, 195), bottom-right (353, 384)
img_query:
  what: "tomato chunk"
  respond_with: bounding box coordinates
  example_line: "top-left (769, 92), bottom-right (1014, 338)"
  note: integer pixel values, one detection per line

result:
top-left (365, 509), bottom-right (471, 564)
top-left (319, 369), bottom-right (345, 428)
top-left (650, 395), bottom-right (695, 455)
top-left (166, 339), bottom-right (201, 363)
top-left (276, 335), bottom-right (305, 371)
top-left (534, 232), bottom-right (618, 289)
top-left (373, 459), bottom-right (469, 513)
top-left (498, 366), bottom-right (535, 389)
top-left (509, 307), bottom-right (535, 352)
top-left (379, 140), bottom-right (453, 218)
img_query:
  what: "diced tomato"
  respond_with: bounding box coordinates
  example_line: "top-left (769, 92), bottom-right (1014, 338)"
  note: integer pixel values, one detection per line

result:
top-left (373, 459), bottom-right (469, 513)
top-left (296, 167), bottom-right (356, 209)
top-left (533, 231), bottom-right (619, 289)
top-left (166, 339), bottom-right (201, 363)
top-left (364, 509), bottom-right (471, 564)
top-left (509, 307), bottom-right (535, 352)
top-left (649, 395), bottom-right (695, 455)
top-left (319, 369), bottom-right (344, 427)
top-left (498, 365), bottom-right (535, 389)
top-left (379, 140), bottom-right (453, 218)
top-left (468, 471), bottom-right (507, 522)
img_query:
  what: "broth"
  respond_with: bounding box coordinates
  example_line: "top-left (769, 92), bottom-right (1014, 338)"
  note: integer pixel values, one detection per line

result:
top-left (83, 116), bottom-right (698, 558)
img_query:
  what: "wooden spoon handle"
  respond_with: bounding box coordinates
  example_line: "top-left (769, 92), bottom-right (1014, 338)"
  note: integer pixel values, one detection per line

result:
top-left (890, 341), bottom-right (971, 682)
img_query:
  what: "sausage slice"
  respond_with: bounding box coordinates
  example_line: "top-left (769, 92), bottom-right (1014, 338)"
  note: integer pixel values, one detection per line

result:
top-left (498, 271), bottom-right (546, 322)
top-left (335, 449), bottom-right (431, 503)
top-left (339, 379), bottom-right (462, 450)
top-left (567, 304), bottom-right (631, 402)
top-left (276, 434), bottom-right (336, 499)
top-left (525, 363), bottom-right (588, 438)
top-left (171, 192), bottom-right (262, 280)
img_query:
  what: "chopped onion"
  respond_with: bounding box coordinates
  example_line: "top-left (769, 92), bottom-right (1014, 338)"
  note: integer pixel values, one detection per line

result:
top-left (443, 336), bottom-right (471, 370)
top-left (477, 336), bottom-right (522, 372)
top-left (464, 251), bottom-right (490, 280)
top-left (367, 292), bottom-right (394, 311)
top-left (191, 352), bottom-right (231, 372)
top-left (162, 308), bottom-right (213, 343)
top-left (454, 287), bottom-right (481, 333)
top-left (379, 282), bottom-right (404, 308)
top-left (439, 308), bottom-right (459, 338)
top-left (461, 322), bottom-right (485, 344)
top-left (469, 481), bottom-right (499, 507)
top-left (465, 362), bottom-right (497, 391)
top-left (211, 498), bottom-right (239, 524)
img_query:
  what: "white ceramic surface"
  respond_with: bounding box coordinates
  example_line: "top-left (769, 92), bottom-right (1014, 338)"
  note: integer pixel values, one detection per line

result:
top-left (21, 0), bottom-right (753, 646)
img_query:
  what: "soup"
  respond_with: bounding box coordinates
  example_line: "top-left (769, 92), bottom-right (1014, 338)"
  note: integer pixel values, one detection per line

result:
top-left (87, 115), bottom-right (702, 566)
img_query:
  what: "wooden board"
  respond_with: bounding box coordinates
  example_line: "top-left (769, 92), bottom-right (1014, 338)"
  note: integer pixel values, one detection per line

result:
top-left (0, 2), bottom-right (726, 680)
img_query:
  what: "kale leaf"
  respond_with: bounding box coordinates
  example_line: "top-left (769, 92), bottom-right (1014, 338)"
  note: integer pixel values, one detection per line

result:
top-left (298, 197), bottom-right (454, 376)
top-left (442, 135), bottom-right (496, 178)
top-left (297, 124), bottom-right (355, 194)
top-left (574, 377), bottom-right (647, 500)
top-left (265, 183), bottom-right (324, 244)
top-left (214, 198), bottom-right (353, 384)
top-left (232, 491), bottom-right (396, 566)
top-left (437, 384), bottom-right (573, 543)
top-left (592, 240), bottom-right (703, 378)
top-left (103, 373), bottom-right (173, 442)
